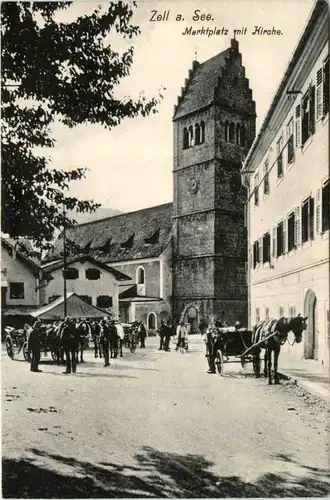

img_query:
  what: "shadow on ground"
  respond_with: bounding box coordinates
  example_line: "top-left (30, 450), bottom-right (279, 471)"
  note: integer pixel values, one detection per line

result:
top-left (2, 446), bottom-right (330, 498)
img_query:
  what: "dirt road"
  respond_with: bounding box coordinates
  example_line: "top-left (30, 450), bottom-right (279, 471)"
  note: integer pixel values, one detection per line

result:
top-left (2, 336), bottom-right (329, 497)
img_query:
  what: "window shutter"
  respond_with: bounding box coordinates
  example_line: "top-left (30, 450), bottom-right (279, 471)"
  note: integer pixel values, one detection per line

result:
top-left (309, 196), bottom-right (315, 240)
top-left (258, 237), bottom-right (262, 264)
top-left (283, 218), bottom-right (287, 254)
top-left (294, 206), bottom-right (301, 246)
top-left (316, 188), bottom-right (321, 233)
top-left (295, 104), bottom-right (301, 148)
top-left (316, 68), bottom-right (323, 121)
top-left (272, 228), bottom-right (276, 258)
top-left (309, 85), bottom-right (315, 135)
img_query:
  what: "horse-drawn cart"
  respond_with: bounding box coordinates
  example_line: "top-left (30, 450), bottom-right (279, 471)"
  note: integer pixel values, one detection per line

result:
top-left (5, 326), bottom-right (30, 361)
top-left (123, 324), bottom-right (139, 353)
top-left (205, 326), bottom-right (260, 375)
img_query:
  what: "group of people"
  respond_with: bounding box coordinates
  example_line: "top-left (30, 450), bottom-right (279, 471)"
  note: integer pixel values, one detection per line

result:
top-left (157, 320), bottom-right (189, 352)
top-left (201, 318), bottom-right (242, 374)
top-left (25, 316), bottom-right (147, 375)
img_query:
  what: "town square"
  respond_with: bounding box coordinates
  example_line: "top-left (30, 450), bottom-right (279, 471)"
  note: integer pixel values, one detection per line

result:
top-left (1, 0), bottom-right (329, 497)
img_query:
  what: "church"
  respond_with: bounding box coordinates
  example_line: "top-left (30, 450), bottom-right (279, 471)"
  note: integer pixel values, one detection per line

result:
top-left (46, 39), bottom-right (256, 334)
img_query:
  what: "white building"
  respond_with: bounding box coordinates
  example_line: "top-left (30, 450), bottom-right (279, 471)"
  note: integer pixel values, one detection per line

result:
top-left (41, 255), bottom-right (131, 319)
top-left (242, 0), bottom-right (329, 365)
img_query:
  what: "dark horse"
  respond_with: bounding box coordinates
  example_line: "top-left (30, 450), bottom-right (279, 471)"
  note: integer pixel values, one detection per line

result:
top-left (76, 320), bottom-right (90, 363)
top-left (252, 315), bottom-right (307, 384)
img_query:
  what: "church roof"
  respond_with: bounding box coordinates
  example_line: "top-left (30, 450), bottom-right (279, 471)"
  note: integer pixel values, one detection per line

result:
top-left (46, 203), bottom-right (173, 264)
top-left (173, 48), bottom-right (230, 120)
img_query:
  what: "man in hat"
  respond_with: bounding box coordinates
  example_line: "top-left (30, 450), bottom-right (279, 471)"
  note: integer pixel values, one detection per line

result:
top-left (100, 317), bottom-right (111, 367)
top-left (27, 319), bottom-right (42, 372)
top-left (61, 316), bottom-right (79, 374)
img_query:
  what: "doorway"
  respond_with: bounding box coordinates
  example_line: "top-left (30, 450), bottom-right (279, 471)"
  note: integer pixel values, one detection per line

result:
top-left (184, 306), bottom-right (199, 334)
top-left (304, 289), bottom-right (318, 360)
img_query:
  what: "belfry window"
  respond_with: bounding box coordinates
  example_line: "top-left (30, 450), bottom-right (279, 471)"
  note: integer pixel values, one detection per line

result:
top-left (225, 121), bottom-right (230, 142)
top-left (229, 122), bottom-right (235, 143)
top-left (183, 128), bottom-right (189, 149)
top-left (195, 123), bottom-right (200, 145)
top-left (200, 121), bottom-right (205, 143)
top-left (236, 124), bottom-right (241, 145)
top-left (188, 126), bottom-right (194, 147)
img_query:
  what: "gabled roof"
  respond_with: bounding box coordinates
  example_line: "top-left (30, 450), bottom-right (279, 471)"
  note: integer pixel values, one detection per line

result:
top-left (42, 255), bottom-right (131, 281)
top-left (1, 237), bottom-right (49, 279)
top-left (30, 292), bottom-right (113, 320)
top-left (173, 48), bottom-right (230, 120)
top-left (46, 203), bottom-right (173, 264)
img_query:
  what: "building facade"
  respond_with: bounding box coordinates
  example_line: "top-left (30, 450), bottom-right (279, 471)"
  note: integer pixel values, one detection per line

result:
top-left (172, 38), bottom-right (255, 329)
top-left (242, 0), bottom-right (329, 365)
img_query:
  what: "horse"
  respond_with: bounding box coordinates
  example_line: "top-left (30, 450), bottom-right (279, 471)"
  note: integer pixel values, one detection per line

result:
top-left (44, 323), bottom-right (65, 365)
top-left (75, 320), bottom-right (90, 363)
top-left (252, 315), bottom-right (307, 385)
top-left (109, 323), bottom-right (120, 358)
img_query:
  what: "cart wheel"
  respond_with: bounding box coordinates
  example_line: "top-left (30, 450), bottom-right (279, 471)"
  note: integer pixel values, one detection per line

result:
top-left (130, 341), bottom-right (136, 353)
top-left (215, 349), bottom-right (224, 375)
top-left (51, 350), bottom-right (59, 362)
top-left (23, 341), bottom-right (31, 362)
top-left (5, 336), bottom-right (14, 359)
top-left (253, 354), bottom-right (261, 378)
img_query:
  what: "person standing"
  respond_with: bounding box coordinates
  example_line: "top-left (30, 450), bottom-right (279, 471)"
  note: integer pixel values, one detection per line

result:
top-left (157, 320), bottom-right (166, 350)
top-left (176, 321), bottom-right (188, 351)
top-left (27, 319), bottom-right (42, 372)
top-left (61, 316), bottom-right (79, 374)
top-left (115, 319), bottom-right (125, 357)
top-left (139, 322), bottom-right (147, 348)
top-left (163, 320), bottom-right (173, 351)
top-left (100, 318), bottom-right (111, 367)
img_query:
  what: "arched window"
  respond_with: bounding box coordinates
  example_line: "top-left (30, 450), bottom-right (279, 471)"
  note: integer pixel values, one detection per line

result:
top-left (195, 123), bottom-right (200, 145)
top-left (236, 123), bottom-right (241, 145)
top-left (148, 312), bottom-right (156, 330)
top-left (183, 128), bottom-right (189, 149)
top-left (225, 121), bottom-right (230, 142)
top-left (136, 266), bottom-right (145, 296)
top-left (188, 125), bottom-right (194, 147)
top-left (200, 121), bottom-right (205, 144)
top-left (241, 125), bottom-right (246, 147)
top-left (229, 122), bottom-right (235, 143)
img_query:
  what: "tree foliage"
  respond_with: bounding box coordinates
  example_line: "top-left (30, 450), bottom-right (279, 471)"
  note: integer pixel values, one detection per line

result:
top-left (1, 1), bottom-right (163, 250)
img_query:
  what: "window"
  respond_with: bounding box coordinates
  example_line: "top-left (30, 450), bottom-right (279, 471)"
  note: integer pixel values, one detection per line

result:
top-left (137, 267), bottom-right (145, 284)
top-left (253, 240), bottom-right (260, 268)
top-left (276, 136), bottom-right (283, 178)
top-left (236, 123), bottom-right (241, 145)
top-left (229, 122), bottom-right (235, 143)
top-left (277, 221), bottom-right (284, 257)
top-left (63, 267), bottom-right (79, 280)
top-left (241, 125), bottom-right (246, 147)
top-left (263, 160), bottom-right (269, 195)
top-left (148, 312), bottom-right (156, 330)
top-left (294, 206), bottom-right (301, 246)
top-left (301, 85), bottom-right (315, 146)
top-left (200, 121), bottom-right (205, 144)
top-left (322, 180), bottom-right (329, 232)
top-left (9, 282), bottom-right (24, 299)
top-left (289, 305), bottom-right (296, 318)
top-left (85, 268), bottom-right (100, 280)
top-left (287, 118), bottom-right (294, 164)
top-left (195, 123), bottom-right (200, 145)
top-left (183, 128), bottom-right (189, 149)
top-left (254, 173), bottom-right (259, 206)
top-left (287, 211), bottom-right (295, 251)
top-left (295, 104), bottom-right (301, 148)
top-left (265, 307), bottom-right (270, 320)
top-left (279, 306), bottom-right (284, 317)
top-left (80, 295), bottom-right (92, 305)
top-left (323, 56), bottom-right (329, 116)
top-left (121, 234), bottom-right (134, 249)
top-left (302, 196), bottom-right (314, 243)
top-left (188, 126), bottom-right (194, 147)
top-left (262, 232), bottom-right (271, 264)
top-left (49, 295), bottom-right (61, 304)
top-left (256, 308), bottom-right (260, 324)
top-left (316, 68), bottom-right (323, 121)
top-left (96, 296), bottom-right (113, 309)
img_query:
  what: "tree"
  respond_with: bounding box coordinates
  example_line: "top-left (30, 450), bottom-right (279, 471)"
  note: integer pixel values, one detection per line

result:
top-left (1, 1), bottom-right (163, 250)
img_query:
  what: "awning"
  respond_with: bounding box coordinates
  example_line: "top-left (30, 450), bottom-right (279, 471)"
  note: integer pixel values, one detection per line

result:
top-left (30, 293), bottom-right (113, 320)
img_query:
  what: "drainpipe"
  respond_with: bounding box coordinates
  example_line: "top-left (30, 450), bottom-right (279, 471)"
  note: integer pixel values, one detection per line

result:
top-left (241, 167), bottom-right (252, 329)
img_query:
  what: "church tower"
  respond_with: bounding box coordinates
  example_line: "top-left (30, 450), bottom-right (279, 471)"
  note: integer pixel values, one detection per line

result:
top-left (172, 39), bottom-right (256, 329)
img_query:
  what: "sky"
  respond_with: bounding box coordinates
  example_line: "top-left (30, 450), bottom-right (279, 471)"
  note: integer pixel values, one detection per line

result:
top-left (48, 0), bottom-right (315, 214)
